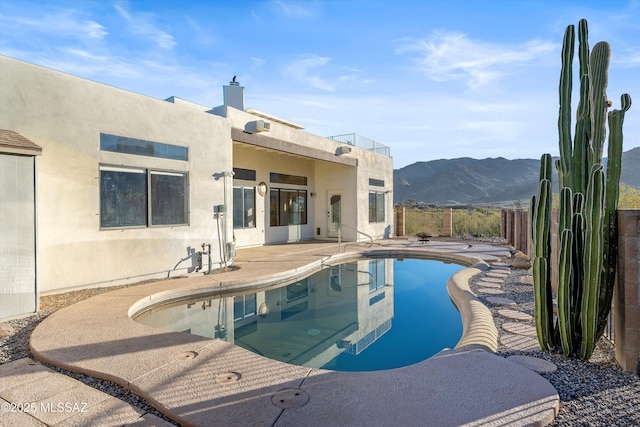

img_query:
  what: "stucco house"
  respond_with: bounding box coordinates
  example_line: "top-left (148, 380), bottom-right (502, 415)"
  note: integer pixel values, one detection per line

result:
top-left (0, 55), bottom-right (394, 321)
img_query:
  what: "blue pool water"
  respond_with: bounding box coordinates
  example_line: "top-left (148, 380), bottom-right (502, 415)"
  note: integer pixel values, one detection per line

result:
top-left (135, 257), bottom-right (464, 372)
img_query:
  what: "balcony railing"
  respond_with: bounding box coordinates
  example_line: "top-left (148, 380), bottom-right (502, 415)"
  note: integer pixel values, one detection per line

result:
top-left (327, 133), bottom-right (391, 157)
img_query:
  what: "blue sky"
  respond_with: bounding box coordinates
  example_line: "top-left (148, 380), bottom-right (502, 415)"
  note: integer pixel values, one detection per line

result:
top-left (1, 0), bottom-right (638, 168)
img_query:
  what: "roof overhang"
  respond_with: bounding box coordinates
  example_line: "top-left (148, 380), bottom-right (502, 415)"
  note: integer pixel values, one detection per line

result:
top-left (0, 129), bottom-right (43, 156)
top-left (231, 127), bottom-right (357, 167)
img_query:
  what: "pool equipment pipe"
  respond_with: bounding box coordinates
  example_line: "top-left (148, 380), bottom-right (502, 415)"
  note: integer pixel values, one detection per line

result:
top-left (213, 171), bottom-right (235, 269)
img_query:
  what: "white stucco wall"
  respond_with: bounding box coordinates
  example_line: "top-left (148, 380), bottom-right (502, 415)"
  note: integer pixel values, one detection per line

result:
top-left (0, 56), bottom-right (232, 293)
top-left (217, 105), bottom-right (394, 244)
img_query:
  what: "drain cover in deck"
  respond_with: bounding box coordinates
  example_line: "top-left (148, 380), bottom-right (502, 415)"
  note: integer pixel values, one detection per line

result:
top-left (176, 351), bottom-right (198, 360)
top-left (272, 388), bottom-right (309, 409)
top-left (215, 372), bottom-right (241, 384)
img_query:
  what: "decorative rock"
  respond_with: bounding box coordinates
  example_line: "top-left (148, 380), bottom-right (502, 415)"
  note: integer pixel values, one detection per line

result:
top-left (511, 257), bottom-right (532, 269)
top-left (478, 288), bottom-right (505, 295)
top-left (498, 309), bottom-right (533, 322)
top-left (500, 333), bottom-right (541, 352)
top-left (0, 323), bottom-right (14, 338)
top-left (502, 322), bottom-right (538, 337)
top-left (476, 281), bottom-right (502, 289)
top-left (486, 296), bottom-right (517, 306)
top-left (507, 355), bottom-right (557, 374)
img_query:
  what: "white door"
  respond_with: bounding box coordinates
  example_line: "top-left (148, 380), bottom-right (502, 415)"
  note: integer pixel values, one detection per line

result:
top-left (0, 154), bottom-right (37, 320)
top-left (328, 193), bottom-right (341, 238)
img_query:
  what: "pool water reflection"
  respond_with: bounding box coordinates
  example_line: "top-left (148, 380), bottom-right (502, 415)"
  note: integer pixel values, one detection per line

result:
top-left (134, 258), bottom-right (464, 371)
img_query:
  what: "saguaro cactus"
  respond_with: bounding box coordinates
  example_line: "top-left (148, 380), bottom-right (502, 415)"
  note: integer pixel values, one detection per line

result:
top-left (531, 19), bottom-right (631, 360)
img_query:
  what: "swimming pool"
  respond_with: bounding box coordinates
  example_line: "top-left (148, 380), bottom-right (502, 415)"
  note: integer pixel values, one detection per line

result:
top-left (134, 257), bottom-right (464, 371)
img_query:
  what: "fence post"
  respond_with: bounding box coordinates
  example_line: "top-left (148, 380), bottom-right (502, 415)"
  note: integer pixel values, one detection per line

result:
top-left (395, 207), bottom-right (406, 237)
top-left (442, 208), bottom-right (453, 237)
top-left (614, 209), bottom-right (640, 373)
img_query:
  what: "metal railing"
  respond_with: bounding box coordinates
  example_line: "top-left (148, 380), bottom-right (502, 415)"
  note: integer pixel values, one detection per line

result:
top-left (338, 223), bottom-right (374, 253)
top-left (327, 133), bottom-right (391, 157)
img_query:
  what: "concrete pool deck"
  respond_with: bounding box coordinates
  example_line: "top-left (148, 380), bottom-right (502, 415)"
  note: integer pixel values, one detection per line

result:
top-left (7, 239), bottom-right (559, 426)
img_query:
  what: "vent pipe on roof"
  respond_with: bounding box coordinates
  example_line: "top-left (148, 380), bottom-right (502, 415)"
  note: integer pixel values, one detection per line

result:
top-left (223, 76), bottom-right (245, 111)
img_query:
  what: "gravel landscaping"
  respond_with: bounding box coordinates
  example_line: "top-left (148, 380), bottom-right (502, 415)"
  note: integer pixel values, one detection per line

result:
top-left (470, 265), bottom-right (640, 426)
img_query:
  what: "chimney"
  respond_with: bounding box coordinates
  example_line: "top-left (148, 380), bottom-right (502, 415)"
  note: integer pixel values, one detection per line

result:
top-left (223, 76), bottom-right (245, 111)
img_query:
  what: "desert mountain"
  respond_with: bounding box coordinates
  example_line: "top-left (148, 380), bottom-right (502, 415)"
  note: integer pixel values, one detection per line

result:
top-left (393, 147), bottom-right (640, 205)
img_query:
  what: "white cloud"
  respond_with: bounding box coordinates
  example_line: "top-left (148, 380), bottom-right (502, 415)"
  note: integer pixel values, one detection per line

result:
top-left (284, 55), bottom-right (335, 91)
top-left (251, 57), bottom-right (266, 67)
top-left (271, 1), bottom-right (314, 18)
top-left (114, 3), bottom-right (176, 50)
top-left (1, 9), bottom-right (106, 40)
top-left (396, 31), bottom-right (556, 90)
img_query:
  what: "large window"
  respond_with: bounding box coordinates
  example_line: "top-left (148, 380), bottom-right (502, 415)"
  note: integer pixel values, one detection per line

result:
top-left (270, 189), bottom-right (307, 226)
top-left (233, 186), bottom-right (256, 228)
top-left (100, 133), bottom-right (188, 161)
top-left (369, 191), bottom-right (385, 223)
top-left (100, 166), bottom-right (188, 228)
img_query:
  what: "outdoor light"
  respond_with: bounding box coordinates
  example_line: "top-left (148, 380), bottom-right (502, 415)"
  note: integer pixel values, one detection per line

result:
top-left (257, 182), bottom-right (268, 196)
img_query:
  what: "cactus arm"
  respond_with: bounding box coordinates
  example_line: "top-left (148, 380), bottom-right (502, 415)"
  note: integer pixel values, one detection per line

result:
top-left (588, 42), bottom-right (610, 166)
top-left (572, 74), bottom-right (591, 195)
top-left (597, 93), bottom-right (632, 337)
top-left (571, 208), bottom-right (585, 347)
top-left (580, 165), bottom-right (605, 360)
top-left (532, 159), bottom-right (554, 350)
top-left (558, 24), bottom-right (575, 189)
top-left (572, 19), bottom-right (591, 195)
top-left (557, 228), bottom-right (573, 355)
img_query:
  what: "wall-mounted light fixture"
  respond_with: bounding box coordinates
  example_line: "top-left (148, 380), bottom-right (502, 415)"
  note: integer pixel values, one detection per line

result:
top-left (257, 182), bottom-right (268, 196)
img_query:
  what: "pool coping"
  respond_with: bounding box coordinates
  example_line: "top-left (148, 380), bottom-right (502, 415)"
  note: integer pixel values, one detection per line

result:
top-left (28, 240), bottom-right (559, 426)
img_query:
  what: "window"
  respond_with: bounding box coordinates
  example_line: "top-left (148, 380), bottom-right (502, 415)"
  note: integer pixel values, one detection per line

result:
top-left (270, 172), bottom-right (307, 186)
top-left (284, 279), bottom-right (308, 303)
top-left (234, 293), bottom-right (257, 321)
top-left (233, 168), bottom-right (256, 181)
top-left (233, 186), bottom-right (256, 228)
top-left (100, 166), bottom-right (188, 228)
top-left (368, 259), bottom-right (386, 292)
top-left (100, 133), bottom-right (188, 161)
top-left (270, 189), bottom-right (307, 226)
top-left (369, 191), bottom-right (385, 223)
top-left (369, 178), bottom-right (385, 187)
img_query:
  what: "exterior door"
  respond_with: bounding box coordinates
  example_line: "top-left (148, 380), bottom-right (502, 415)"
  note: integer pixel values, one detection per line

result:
top-left (328, 193), bottom-right (341, 238)
top-left (0, 154), bottom-right (37, 320)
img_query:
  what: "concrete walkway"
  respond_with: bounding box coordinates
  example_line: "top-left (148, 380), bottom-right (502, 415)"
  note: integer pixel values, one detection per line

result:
top-left (2, 239), bottom-right (560, 426)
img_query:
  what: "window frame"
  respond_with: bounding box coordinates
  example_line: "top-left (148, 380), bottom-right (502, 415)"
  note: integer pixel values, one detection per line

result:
top-left (269, 188), bottom-right (308, 226)
top-left (100, 133), bottom-right (188, 161)
top-left (233, 185), bottom-right (256, 229)
top-left (368, 191), bottom-right (385, 223)
top-left (368, 259), bottom-right (386, 293)
top-left (99, 165), bottom-right (189, 229)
